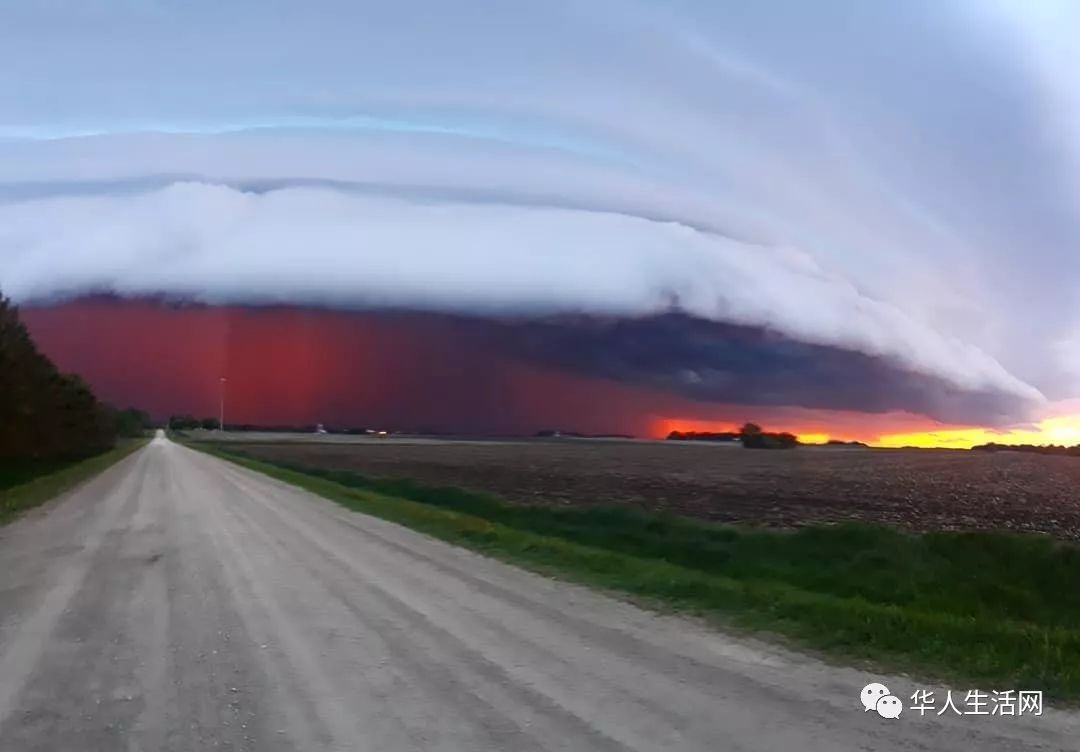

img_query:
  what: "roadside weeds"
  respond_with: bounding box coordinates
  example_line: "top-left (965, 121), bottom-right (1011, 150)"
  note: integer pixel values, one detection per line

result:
top-left (0, 439), bottom-right (148, 526)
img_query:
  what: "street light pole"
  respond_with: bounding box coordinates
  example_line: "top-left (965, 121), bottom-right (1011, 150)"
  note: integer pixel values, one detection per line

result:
top-left (219, 377), bottom-right (227, 432)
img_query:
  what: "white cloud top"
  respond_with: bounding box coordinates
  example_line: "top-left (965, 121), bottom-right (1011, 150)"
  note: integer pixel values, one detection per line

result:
top-left (2, 0), bottom-right (1077, 411)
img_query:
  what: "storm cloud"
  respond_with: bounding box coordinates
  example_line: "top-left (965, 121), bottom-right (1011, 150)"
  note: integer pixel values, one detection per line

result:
top-left (1, 0), bottom-right (1077, 424)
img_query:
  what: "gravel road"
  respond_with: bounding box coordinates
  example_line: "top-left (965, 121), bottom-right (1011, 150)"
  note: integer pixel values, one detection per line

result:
top-left (0, 435), bottom-right (1075, 751)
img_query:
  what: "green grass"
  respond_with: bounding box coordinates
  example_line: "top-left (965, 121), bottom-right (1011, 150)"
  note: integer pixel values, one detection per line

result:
top-left (0, 458), bottom-right (79, 491)
top-left (196, 443), bottom-right (1080, 701)
top-left (0, 440), bottom-right (148, 525)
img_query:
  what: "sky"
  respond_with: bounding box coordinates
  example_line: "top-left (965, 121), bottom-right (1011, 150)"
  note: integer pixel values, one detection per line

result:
top-left (3, 0), bottom-right (1080, 444)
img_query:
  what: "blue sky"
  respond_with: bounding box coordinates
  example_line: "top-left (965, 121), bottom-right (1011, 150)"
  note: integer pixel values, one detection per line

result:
top-left (2, 0), bottom-right (1078, 423)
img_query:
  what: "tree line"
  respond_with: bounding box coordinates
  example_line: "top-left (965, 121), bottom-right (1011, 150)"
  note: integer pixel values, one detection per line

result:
top-left (0, 293), bottom-right (150, 461)
top-left (972, 442), bottom-right (1080, 457)
top-left (667, 423), bottom-right (799, 449)
top-left (167, 416), bottom-right (221, 431)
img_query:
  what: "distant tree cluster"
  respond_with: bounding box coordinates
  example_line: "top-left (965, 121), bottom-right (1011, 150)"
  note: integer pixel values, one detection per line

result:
top-left (738, 422), bottom-right (798, 449)
top-left (666, 423), bottom-right (799, 449)
top-left (666, 430), bottom-right (741, 442)
top-left (168, 415), bottom-right (220, 431)
top-left (111, 407), bottom-right (152, 438)
top-left (972, 442), bottom-right (1080, 457)
top-left (0, 294), bottom-right (117, 460)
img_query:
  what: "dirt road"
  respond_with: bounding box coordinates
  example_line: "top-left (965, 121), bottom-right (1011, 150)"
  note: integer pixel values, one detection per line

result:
top-left (0, 436), bottom-right (1074, 751)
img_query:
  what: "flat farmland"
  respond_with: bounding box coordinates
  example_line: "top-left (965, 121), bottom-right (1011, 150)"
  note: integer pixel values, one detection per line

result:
top-left (220, 438), bottom-right (1080, 539)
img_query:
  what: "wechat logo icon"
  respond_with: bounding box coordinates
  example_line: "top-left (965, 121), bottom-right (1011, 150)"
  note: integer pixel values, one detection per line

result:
top-left (861, 682), bottom-right (903, 719)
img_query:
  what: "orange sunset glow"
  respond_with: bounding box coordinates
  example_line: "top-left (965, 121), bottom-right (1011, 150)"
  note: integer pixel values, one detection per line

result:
top-left (654, 413), bottom-right (1080, 449)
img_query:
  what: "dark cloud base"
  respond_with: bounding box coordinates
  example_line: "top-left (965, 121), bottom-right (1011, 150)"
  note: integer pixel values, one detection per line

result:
top-left (21, 296), bottom-right (1029, 429)
top-left (475, 313), bottom-right (1031, 426)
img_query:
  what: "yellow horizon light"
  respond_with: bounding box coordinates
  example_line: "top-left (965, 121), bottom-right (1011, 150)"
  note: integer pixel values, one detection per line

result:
top-left (876, 415), bottom-right (1080, 449)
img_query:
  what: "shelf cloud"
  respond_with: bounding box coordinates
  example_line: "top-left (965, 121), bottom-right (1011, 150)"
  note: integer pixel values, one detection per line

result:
top-left (2, 0), bottom-right (1077, 426)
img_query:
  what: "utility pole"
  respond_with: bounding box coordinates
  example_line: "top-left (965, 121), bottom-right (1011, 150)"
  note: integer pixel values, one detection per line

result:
top-left (219, 377), bottom-right (227, 432)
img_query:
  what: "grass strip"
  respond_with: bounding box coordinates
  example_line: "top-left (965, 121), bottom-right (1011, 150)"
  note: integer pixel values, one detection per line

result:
top-left (0, 439), bottom-right (148, 525)
top-left (196, 442), bottom-right (1080, 701)
top-left (0, 458), bottom-right (81, 491)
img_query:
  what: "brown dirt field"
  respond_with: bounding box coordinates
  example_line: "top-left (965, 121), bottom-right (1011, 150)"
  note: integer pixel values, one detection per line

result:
top-left (226, 439), bottom-right (1080, 539)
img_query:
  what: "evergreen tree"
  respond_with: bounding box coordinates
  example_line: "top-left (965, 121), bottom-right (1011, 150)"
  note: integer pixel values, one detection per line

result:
top-left (0, 293), bottom-right (115, 460)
